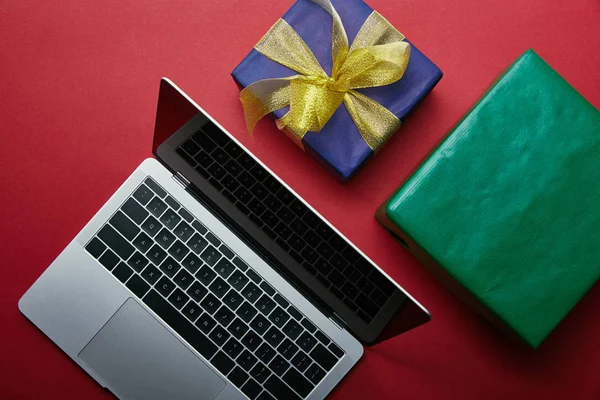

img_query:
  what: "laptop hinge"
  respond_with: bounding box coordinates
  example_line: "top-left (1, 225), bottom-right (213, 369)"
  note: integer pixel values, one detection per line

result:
top-left (329, 312), bottom-right (346, 331)
top-left (172, 171), bottom-right (191, 189)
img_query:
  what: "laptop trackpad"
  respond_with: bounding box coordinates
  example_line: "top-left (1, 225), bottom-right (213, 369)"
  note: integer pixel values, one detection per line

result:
top-left (79, 298), bottom-right (226, 400)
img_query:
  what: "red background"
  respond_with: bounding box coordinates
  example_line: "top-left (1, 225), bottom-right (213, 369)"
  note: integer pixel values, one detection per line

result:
top-left (2, 0), bottom-right (600, 398)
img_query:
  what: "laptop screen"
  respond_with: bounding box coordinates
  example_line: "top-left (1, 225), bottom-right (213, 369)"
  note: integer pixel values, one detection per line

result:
top-left (150, 78), bottom-right (431, 344)
top-left (152, 79), bottom-right (200, 157)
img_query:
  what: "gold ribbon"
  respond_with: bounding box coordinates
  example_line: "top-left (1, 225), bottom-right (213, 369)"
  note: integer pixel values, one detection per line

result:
top-left (239, 0), bottom-right (410, 151)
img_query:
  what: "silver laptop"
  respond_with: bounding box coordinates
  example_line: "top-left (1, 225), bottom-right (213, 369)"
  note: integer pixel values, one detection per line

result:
top-left (19, 78), bottom-right (430, 400)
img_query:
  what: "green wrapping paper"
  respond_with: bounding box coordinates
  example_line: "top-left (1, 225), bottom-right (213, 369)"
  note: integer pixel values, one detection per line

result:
top-left (376, 49), bottom-right (600, 348)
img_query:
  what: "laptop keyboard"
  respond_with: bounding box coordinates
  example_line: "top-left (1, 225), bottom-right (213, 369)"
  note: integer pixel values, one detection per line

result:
top-left (175, 122), bottom-right (396, 324)
top-left (85, 177), bottom-right (345, 400)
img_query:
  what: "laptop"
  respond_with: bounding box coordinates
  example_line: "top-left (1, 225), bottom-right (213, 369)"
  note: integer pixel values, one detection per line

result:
top-left (19, 78), bottom-right (430, 400)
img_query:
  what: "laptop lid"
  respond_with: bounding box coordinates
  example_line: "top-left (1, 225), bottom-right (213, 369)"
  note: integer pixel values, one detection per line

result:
top-left (151, 78), bottom-right (430, 344)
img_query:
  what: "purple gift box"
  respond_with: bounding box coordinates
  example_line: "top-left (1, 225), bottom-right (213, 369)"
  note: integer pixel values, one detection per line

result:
top-left (232, 0), bottom-right (443, 181)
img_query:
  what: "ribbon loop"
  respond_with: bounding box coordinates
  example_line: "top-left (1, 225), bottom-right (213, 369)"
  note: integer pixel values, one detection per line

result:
top-left (239, 0), bottom-right (410, 151)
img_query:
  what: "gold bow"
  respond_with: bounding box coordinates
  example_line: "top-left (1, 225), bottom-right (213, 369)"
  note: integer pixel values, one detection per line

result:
top-left (239, 0), bottom-right (410, 151)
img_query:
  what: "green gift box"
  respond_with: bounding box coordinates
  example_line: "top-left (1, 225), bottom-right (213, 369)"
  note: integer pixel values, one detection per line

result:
top-left (376, 49), bottom-right (600, 348)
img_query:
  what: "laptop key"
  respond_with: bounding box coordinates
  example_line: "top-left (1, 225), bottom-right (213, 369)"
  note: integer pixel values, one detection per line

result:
top-left (141, 265), bottom-right (162, 285)
top-left (268, 307), bottom-right (290, 328)
top-left (126, 274), bottom-right (150, 298)
top-left (142, 289), bottom-right (217, 360)
top-left (241, 283), bottom-right (261, 303)
top-left (181, 138), bottom-right (200, 157)
top-left (168, 240), bottom-right (189, 261)
top-left (291, 351), bottom-right (312, 372)
top-left (167, 288), bottom-right (189, 310)
top-left (215, 306), bottom-right (236, 328)
top-left (132, 232), bottom-right (153, 253)
top-left (223, 289), bottom-right (244, 311)
top-left (355, 293), bottom-right (379, 318)
top-left (236, 302), bottom-right (258, 323)
top-left (156, 276), bottom-right (175, 297)
top-left (248, 198), bottom-right (266, 216)
top-left (182, 301), bottom-right (202, 322)
top-left (127, 251), bottom-right (149, 273)
top-left (173, 221), bottom-right (194, 242)
top-left (232, 257), bottom-right (249, 272)
top-left (207, 163), bottom-right (226, 180)
top-left (223, 338), bottom-right (243, 359)
top-left (228, 318), bottom-right (249, 339)
top-left (187, 281), bottom-right (208, 303)
top-left (277, 338), bottom-right (299, 360)
top-left (256, 343), bottom-right (276, 364)
top-left (164, 196), bottom-right (180, 211)
top-left (209, 325), bottom-right (231, 346)
top-left (237, 349), bottom-right (258, 371)
top-left (146, 196), bottom-right (167, 217)
top-left (219, 244), bottom-right (235, 259)
top-left (200, 293), bottom-right (222, 315)
top-left (304, 363), bottom-right (326, 385)
top-left (258, 391), bottom-right (276, 400)
top-left (98, 224), bottom-right (134, 260)
top-left (187, 233), bottom-right (209, 254)
top-left (300, 319), bottom-right (317, 334)
top-left (113, 262), bottom-right (134, 283)
top-left (265, 375), bottom-right (301, 400)
top-left (287, 306), bottom-right (302, 321)
top-left (268, 355), bottom-right (290, 377)
top-left (200, 245), bottom-right (221, 266)
top-left (156, 228), bottom-right (176, 249)
top-left (221, 174), bottom-right (239, 192)
top-left (228, 366), bottom-right (249, 387)
top-left (289, 218), bottom-right (309, 236)
top-left (141, 216), bottom-right (161, 237)
top-left (211, 351), bottom-right (235, 375)
top-left (250, 362), bottom-right (271, 384)
top-left (310, 343), bottom-right (337, 371)
top-left (173, 269), bottom-right (193, 290)
top-left (132, 184), bottom-right (153, 205)
top-left (246, 269), bottom-right (261, 284)
top-left (181, 253), bottom-right (202, 274)
top-left (209, 277), bottom-right (230, 298)
top-left (259, 282), bottom-right (275, 296)
top-left (99, 249), bottom-right (119, 271)
top-left (250, 314), bottom-right (271, 336)
top-left (85, 237), bottom-right (106, 258)
top-left (273, 294), bottom-right (289, 308)
top-left (256, 295), bottom-right (276, 316)
top-left (205, 232), bottom-right (221, 247)
top-left (214, 259), bottom-right (235, 279)
top-left (314, 330), bottom-right (330, 346)
top-left (282, 320), bottom-right (303, 340)
top-left (121, 198), bottom-right (149, 224)
top-left (160, 209), bottom-right (181, 230)
top-left (328, 342), bottom-right (344, 358)
top-left (195, 312), bottom-right (217, 334)
top-left (227, 270), bottom-right (249, 291)
top-left (264, 327), bottom-right (285, 348)
top-left (283, 367), bottom-right (314, 397)
top-left (196, 265), bottom-right (217, 285)
top-left (144, 178), bottom-right (167, 198)
top-left (159, 256), bottom-right (180, 278)
top-left (241, 379), bottom-right (262, 399)
top-left (238, 171), bottom-right (256, 188)
top-left (296, 332), bottom-right (317, 353)
top-left (192, 220), bottom-right (208, 235)
top-left (224, 159), bottom-right (242, 177)
top-left (241, 330), bottom-right (262, 351)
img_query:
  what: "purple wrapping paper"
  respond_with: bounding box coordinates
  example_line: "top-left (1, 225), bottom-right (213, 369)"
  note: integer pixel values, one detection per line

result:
top-left (232, 0), bottom-right (443, 181)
